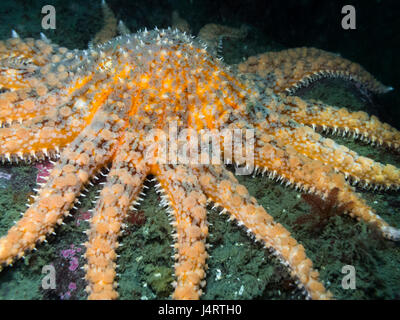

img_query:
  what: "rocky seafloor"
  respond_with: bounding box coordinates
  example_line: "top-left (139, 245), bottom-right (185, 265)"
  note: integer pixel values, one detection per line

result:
top-left (0, 0), bottom-right (399, 300)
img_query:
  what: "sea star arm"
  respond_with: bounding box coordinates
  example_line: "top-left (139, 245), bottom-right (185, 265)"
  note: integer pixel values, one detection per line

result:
top-left (0, 31), bottom-right (117, 128)
top-left (194, 165), bottom-right (331, 300)
top-left (237, 47), bottom-right (392, 95)
top-left (0, 73), bottom-right (101, 128)
top-left (0, 78), bottom-right (120, 162)
top-left (0, 35), bottom-right (64, 70)
top-left (0, 89), bottom-right (102, 161)
top-left (281, 96), bottom-right (400, 151)
top-left (0, 39), bottom-right (63, 125)
top-left (153, 164), bottom-right (209, 300)
top-left (85, 132), bottom-right (149, 300)
top-left (198, 23), bottom-right (248, 56)
top-left (91, 0), bottom-right (118, 46)
top-left (0, 34), bottom-right (88, 112)
top-left (0, 90), bottom-right (63, 127)
top-left (251, 128), bottom-right (400, 241)
top-left (0, 105), bottom-right (127, 267)
top-left (0, 122), bottom-right (79, 162)
top-left (255, 118), bottom-right (400, 189)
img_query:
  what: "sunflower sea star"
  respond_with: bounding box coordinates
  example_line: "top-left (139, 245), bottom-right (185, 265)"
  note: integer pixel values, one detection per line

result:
top-left (237, 48), bottom-right (394, 96)
top-left (1, 3), bottom-right (400, 301)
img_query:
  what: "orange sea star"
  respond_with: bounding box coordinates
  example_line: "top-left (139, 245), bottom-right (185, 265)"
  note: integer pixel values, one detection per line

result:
top-left (0, 6), bottom-right (400, 301)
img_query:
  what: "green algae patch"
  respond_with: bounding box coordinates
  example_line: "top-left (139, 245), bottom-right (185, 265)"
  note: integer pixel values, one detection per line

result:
top-left (145, 265), bottom-right (174, 298)
top-left (117, 184), bottom-right (174, 300)
top-left (203, 207), bottom-right (298, 300)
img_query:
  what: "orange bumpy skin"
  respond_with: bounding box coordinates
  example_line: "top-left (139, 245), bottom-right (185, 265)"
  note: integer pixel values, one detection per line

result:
top-left (0, 2), bottom-right (400, 300)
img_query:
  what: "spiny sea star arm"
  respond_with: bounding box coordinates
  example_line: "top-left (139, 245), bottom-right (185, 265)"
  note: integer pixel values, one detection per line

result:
top-left (85, 132), bottom-right (149, 300)
top-left (255, 117), bottom-right (400, 189)
top-left (0, 38), bottom-right (66, 124)
top-left (0, 108), bottom-right (91, 162)
top-left (0, 90), bottom-right (60, 127)
top-left (0, 105), bottom-right (127, 267)
top-left (0, 35), bottom-right (66, 72)
top-left (0, 158), bottom-right (87, 267)
top-left (0, 78), bottom-right (120, 162)
top-left (0, 31), bottom-right (115, 127)
top-left (237, 47), bottom-right (392, 95)
top-left (194, 165), bottom-right (331, 300)
top-left (0, 73), bottom-right (100, 128)
top-left (153, 164), bottom-right (209, 300)
top-left (198, 23), bottom-right (248, 56)
top-left (91, 0), bottom-right (118, 46)
top-left (0, 123), bottom-right (66, 162)
top-left (252, 129), bottom-right (400, 241)
top-left (282, 96), bottom-right (400, 151)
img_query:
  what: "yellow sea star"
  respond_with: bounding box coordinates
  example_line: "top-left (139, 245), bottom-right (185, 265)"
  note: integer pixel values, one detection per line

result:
top-left (0, 3), bottom-right (400, 300)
